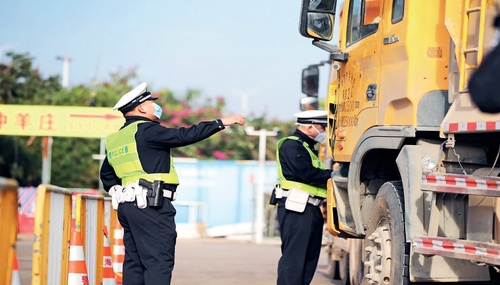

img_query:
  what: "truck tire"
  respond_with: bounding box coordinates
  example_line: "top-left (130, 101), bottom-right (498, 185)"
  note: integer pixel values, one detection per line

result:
top-left (363, 181), bottom-right (409, 285)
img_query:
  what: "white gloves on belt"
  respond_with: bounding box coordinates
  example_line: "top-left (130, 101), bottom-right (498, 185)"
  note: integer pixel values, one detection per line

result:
top-left (109, 184), bottom-right (148, 210)
top-left (133, 184), bottom-right (147, 209)
top-left (109, 185), bottom-right (126, 210)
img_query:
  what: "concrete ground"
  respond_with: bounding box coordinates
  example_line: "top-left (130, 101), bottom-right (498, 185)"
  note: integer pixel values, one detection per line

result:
top-left (17, 234), bottom-right (337, 285)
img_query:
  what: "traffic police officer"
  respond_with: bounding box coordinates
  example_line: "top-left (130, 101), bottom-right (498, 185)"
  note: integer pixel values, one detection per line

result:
top-left (273, 110), bottom-right (332, 285)
top-left (100, 82), bottom-right (245, 285)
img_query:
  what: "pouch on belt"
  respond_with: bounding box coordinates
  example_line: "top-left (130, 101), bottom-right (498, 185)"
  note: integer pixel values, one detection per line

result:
top-left (284, 188), bottom-right (309, 213)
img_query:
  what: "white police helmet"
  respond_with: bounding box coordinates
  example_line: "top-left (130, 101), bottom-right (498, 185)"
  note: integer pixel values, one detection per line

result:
top-left (294, 110), bottom-right (327, 127)
top-left (113, 82), bottom-right (157, 113)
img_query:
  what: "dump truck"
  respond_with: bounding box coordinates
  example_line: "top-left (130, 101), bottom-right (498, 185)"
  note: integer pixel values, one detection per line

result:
top-left (298, 0), bottom-right (500, 284)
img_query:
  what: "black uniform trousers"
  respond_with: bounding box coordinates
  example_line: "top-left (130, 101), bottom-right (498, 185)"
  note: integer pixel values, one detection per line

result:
top-left (117, 198), bottom-right (177, 285)
top-left (277, 198), bottom-right (324, 285)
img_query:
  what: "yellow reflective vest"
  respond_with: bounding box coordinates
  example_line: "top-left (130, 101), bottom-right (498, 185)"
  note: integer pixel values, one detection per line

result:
top-left (276, 136), bottom-right (327, 198)
top-left (105, 121), bottom-right (179, 185)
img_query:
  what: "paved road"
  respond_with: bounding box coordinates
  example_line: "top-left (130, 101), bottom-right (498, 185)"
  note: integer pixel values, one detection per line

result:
top-left (17, 234), bottom-right (337, 285)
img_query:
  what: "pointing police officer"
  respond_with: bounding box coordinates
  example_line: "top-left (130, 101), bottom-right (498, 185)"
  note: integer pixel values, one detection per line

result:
top-left (273, 110), bottom-right (332, 285)
top-left (100, 82), bottom-right (245, 285)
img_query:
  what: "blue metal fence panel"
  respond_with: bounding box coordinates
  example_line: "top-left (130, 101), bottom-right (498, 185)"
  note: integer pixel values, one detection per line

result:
top-left (174, 159), bottom-right (277, 231)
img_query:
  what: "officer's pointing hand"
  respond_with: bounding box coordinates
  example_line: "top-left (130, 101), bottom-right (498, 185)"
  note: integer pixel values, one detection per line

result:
top-left (221, 114), bottom-right (246, 126)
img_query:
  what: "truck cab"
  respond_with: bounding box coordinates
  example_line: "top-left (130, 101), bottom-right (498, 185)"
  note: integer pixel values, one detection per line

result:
top-left (299, 0), bottom-right (500, 283)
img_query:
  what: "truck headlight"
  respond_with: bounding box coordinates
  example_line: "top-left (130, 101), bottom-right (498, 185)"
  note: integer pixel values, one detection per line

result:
top-left (421, 156), bottom-right (437, 170)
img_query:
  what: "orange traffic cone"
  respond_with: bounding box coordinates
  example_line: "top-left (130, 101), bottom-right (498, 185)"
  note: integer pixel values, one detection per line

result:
top-left (11, 251), bottom-right (20, 285)
top-left (103, 226), bottom-right (116, 285)
top-left (68, 231), bottom-right (89, 285)
top-left (112, 222), bottom-right (124, 284)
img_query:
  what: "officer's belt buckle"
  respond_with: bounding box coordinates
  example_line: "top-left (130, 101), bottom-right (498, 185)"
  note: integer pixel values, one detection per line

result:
top-left (307, 196), bottom-right (323, 206)
top-left (282, 190), bottom-right (322, 206)
top-left (162, 189), bottom-right (176, 201)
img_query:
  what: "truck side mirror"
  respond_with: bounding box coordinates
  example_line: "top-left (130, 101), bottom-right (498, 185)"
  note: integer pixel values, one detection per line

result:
top-left (302, 65), bottom-right (320, 97)
top-left (299, 0), bottom-right (337, 41)
top-left (300, 97), bottom-right (319, 111)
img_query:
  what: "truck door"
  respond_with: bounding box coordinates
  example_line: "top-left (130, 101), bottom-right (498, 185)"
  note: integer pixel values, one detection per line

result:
top-left (334, 0), bottom-right (382, 162)
top-left (378, 0), bottom-right (408, 126)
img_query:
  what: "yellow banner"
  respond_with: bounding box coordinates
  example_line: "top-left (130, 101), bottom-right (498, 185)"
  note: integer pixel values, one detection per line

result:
top-left (0, 105), bottom-right (124, 138)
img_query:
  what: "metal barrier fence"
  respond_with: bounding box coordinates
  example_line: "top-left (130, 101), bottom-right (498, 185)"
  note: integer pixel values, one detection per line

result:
top-left (30, 186), bottom-right (115, 285)
top-left (9, 178), bottom-right (278, 283)
top-left (0, 177), bottom-right (19, 285)
top-left (74, 194), bottom-right (107, 285)
top-left (0, 178), bottom-right (120, 285)
top-left (173, 201), bottom-right (207, 238)
top-left (32, 184), bottom-right (73, 285)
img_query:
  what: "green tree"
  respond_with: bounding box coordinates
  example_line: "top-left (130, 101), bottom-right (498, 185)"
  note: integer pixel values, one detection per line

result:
top-left (0, 52), bottom-right (60, 105)
top-left (0, 52), bottom-right (133, 188)
top-left (159, 90), bottom-right (254, 160)
top-left (49, 74), bottom-right (137, 188)
top-left (0, 52), bottom-right (298, 188)
top-left (0, 137), bottom-right (41, 186)
top-left (0, 52), bottom-right (61, 185)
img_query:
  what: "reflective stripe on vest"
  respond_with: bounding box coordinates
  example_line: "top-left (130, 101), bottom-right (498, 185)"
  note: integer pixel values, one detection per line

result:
top-left (276, 136), bottom-right (327, 198)
top-left (105, 121), bottom-right (179, 185)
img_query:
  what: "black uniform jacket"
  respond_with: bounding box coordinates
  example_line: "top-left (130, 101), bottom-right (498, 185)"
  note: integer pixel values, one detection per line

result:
top-left (278, 129), bottom-right (332, 189)
top-left (100, 116), bottom-right (225, 192)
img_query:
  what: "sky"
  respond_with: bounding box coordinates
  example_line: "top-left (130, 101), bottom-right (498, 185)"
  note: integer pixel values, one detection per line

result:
top-left (0, 0), bottom-right (334, 121)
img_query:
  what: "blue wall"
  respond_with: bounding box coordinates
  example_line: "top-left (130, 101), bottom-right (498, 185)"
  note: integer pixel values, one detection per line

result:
top-left (173, 159), bottom-right (277, 235)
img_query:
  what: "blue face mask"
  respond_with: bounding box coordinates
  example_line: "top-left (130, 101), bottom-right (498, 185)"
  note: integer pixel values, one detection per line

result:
top-left (153, 102), bottom-right (162, 119)
top-left (312, 126), bottom-right (327, 144)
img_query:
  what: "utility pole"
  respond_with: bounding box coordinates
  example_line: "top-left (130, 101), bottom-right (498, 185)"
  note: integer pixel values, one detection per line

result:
top-left (245, 126), bottom-right (279, 244)
top-left (41, 56), bottom-right (70, 184)
top-left (41, 137), bottom-right (52, 184)
top-left (56, 56), bottom-right (71, 88)
top-left (92, 140), bottom-right (107, 191)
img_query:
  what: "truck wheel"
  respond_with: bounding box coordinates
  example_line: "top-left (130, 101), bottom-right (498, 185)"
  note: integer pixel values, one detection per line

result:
top-left (363, 181), bottom-right (409, 285)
